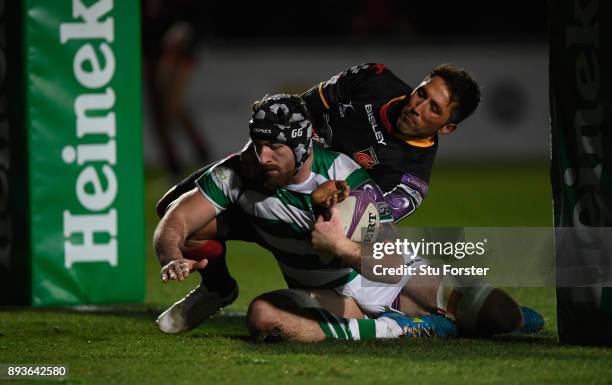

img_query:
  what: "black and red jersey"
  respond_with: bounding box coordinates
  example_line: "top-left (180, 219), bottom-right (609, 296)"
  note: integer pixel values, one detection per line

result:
top-left (302, 63), bottom-right (436, 222)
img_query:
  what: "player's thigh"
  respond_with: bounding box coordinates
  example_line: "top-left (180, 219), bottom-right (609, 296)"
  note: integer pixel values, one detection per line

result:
top-left (309, 289), bottom-right (365, 318)
top-left (253, 288), bottom-right (365, 319)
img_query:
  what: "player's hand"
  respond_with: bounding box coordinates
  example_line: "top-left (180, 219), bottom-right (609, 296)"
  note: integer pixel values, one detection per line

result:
top-left (311, 180), bottom-right (350, 208)
top-left (311, 207), bottom-right (352, 257)
top-left (160, 258), bottom-right (209, 283)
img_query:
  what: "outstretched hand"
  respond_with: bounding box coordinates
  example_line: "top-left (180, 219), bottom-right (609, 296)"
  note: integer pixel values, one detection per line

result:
top-left (160, 258), bottom-right (209, 283)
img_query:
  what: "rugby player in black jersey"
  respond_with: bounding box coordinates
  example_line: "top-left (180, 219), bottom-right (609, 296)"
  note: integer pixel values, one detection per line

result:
top-left (301, 62), bottom-right (479, 222)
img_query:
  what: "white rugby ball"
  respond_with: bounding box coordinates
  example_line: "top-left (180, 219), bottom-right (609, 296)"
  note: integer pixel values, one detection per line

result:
top-left (335, 190), bottom-right (380, 243)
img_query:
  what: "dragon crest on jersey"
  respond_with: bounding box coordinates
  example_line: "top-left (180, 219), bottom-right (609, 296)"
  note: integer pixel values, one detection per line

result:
top-left (352, 147), bottom-right (380, 169)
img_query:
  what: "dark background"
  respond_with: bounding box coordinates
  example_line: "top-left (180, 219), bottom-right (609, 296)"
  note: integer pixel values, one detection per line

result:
top-left (143, 0), bottom-right (548, 44)
top-left (141, 0), bottom-right (550, 174)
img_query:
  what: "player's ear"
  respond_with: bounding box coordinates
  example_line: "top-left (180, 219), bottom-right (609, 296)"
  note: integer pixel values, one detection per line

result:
top-left (439, 123), bottom-right (457, 135)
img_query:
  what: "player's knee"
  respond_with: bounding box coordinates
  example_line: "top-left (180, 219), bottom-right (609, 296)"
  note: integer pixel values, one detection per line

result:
top-left (246, 297), bottom-right (283, 340)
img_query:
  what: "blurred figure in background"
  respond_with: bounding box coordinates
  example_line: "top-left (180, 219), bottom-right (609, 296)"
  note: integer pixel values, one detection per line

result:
top-left (143, 0), bottom-right (210, 180)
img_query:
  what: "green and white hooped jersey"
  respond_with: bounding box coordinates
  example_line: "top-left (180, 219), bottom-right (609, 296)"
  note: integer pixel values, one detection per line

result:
top-left (195, 144), bottom-right (393, 289)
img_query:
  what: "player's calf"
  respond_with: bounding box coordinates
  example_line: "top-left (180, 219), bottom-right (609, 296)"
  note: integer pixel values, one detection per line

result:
top-left (473, 287), bottom-right (522, 335)
top-left (436, 277), bottom-right (522, 336)
top-left (247, 293), bottom-right (326, 342)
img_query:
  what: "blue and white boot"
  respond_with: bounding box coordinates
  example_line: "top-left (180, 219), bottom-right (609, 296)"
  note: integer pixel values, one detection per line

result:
top-left (379, 311), bottom-right (458, 338)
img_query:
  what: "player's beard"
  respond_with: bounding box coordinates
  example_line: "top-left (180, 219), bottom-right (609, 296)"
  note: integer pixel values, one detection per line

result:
top-left (263, 167), bottom-right (294, 190)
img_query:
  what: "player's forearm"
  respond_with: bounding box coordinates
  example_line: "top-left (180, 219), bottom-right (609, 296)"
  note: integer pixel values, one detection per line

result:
top-left (360, 244), bottom-right (405, 284)
top-left (154, 187), bottom-right (220, 266)
top-left (333, 238), bottom-right (404, 285)
top-left (153, 215), bottom-right (187, 266)
top-left (329, 237), bottom-right (361, 267)
top-left (384, 188), bottom-right (420, 223)
top-left (383, 173), bottom-right (429, 223)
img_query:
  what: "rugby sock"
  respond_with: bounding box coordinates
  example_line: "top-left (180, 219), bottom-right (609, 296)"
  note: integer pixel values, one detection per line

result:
top-left (437, 276), bottom-right (463, 321)
top-left (184, 240), bottom-right (235, 296)
top-left (436, 276), bottom-right (462, 321)
top-left (437, 276), bottom-right (497, 333)
top-left (310, 308), bottom-right (403, 340)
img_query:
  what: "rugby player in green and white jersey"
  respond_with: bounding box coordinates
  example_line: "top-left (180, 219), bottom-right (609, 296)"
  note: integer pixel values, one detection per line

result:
top-left (154, 94), bottom-right (522, 341)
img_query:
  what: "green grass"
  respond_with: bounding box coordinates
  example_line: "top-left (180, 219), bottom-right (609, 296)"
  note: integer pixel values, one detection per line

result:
top-left (2, 161), bottom-right (612, 385)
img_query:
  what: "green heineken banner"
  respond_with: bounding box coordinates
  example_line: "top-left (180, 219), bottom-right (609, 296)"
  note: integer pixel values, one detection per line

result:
top-left (2, 0), bottom-right (144, 306)
top-left (550, 0), bottom-right (612, 345)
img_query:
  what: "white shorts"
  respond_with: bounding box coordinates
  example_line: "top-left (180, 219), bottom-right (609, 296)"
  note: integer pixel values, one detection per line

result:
top-left (279, 260), bottom-right (426, 316)
top-left (335, 260), bottom-right (426, 315)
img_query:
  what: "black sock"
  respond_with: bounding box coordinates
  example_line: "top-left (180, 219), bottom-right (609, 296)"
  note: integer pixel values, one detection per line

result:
top-left (197, 242), bottom-right (236, 296)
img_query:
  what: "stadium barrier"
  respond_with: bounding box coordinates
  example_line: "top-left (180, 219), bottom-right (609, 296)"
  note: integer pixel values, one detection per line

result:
top-left (1, 0), bottom-right (144, 306)
top-left (550, 0), bottom-right (612, 346)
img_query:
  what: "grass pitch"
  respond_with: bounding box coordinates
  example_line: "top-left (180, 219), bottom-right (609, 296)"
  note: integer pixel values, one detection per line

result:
top-left (2, 161), bottom-right (612, 385)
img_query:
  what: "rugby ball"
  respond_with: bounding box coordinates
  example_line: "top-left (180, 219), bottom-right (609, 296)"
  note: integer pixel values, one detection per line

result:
top-left (335, 189), bottom-right (380, 243)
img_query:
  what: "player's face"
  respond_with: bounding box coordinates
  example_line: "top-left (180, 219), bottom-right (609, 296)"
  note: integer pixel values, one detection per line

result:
top-left (253, 141), bottom-right (296, 189)
top-left (397, 76), bottom-right (458, 139)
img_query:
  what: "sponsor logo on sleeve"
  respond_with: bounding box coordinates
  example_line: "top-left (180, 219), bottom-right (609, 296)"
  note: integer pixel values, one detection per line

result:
top-left (212, 166), bottom-right (228, 183)
top-left (400, 173), bottom-right (429, 197)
